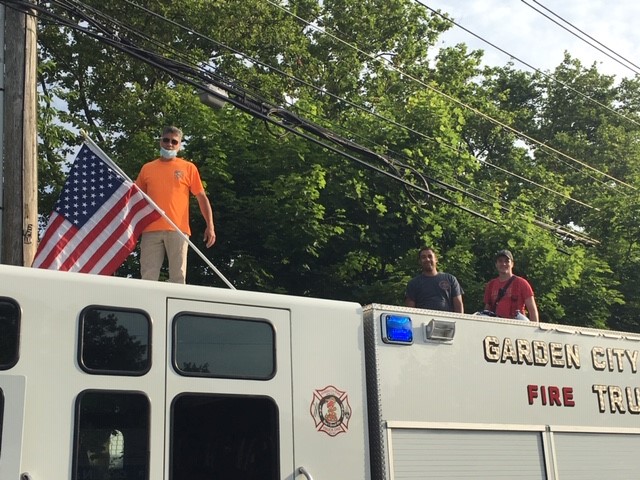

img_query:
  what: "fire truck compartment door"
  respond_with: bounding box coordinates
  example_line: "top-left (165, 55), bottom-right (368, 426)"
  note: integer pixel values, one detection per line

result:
top-left (0, 375), bottom-right (26, 480)
top-left (388, 426), bottom-right (547, 479)
top-left (166, 299), bottom-right (293, 479)
top-left (554, 431), bottom-right (640, 479)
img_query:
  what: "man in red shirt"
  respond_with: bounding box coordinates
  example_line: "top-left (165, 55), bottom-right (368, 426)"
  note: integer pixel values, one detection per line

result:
top-left (483, 249), bottom-right (539, 322)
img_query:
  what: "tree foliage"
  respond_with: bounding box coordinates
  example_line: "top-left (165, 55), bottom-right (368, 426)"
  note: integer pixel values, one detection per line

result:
top-left (35, 0), bottom-right (640, 331)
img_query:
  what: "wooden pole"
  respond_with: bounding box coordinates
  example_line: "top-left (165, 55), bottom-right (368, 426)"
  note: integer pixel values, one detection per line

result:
top-left (2, 1), bottom-right (38, 266)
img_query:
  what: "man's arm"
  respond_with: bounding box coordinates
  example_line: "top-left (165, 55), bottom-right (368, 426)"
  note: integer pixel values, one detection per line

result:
top-left (405, 279), bottom-right (416, 307)
top-left (524, 296), bottom-right (539, 322)
top-left (451, 276), bottom-right (464, 313)
top-left (195, 191), bottom-right (216, 248)
top-left (452, 295), bottom-right (464, 313)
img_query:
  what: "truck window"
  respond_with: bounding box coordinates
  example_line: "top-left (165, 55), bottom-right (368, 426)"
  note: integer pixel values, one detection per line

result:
top-left (79, 306), bottom-right (151, 375)
top-left (0, 298), bottom-right (20, 369)
top-left (170, 394), bottom-right (279, 480)
top-left (173, 314), bottom-right (275, 379)
top-left (73, 390), bottom-right (150, 480)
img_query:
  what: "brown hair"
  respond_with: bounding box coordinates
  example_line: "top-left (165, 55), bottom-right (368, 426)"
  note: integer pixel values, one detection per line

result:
top-left (162, 126), bottom-right (183, 139)
top-left (418, 246), bottom-right (436, 259)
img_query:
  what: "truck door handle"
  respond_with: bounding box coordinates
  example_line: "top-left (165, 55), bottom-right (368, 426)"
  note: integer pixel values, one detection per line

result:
top-left (298, 466), bottom-right (314, 479)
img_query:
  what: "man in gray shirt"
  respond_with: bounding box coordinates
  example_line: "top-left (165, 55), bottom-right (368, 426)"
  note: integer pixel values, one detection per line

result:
top-left (405, 246), bottom-right (464, 313)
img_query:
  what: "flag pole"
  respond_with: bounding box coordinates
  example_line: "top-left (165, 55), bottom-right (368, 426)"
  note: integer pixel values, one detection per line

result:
top-left (81, 131), bottom-right (236, 290)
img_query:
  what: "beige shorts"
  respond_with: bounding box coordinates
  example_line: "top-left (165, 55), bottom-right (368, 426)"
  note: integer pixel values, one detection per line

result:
top-left (140, 230), bottom-right (189, 283)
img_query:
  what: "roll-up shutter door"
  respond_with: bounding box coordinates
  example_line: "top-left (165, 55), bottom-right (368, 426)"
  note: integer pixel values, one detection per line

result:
top-left (389, 428), bottom-right (546, 479)
top-left (554, 432), bottom-right (640, 480)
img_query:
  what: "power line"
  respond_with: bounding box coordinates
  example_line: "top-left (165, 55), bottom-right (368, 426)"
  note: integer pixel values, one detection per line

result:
top-left (48, 0), bottom-right (598, 215)
top-left (6, 0), bottom-right (601, 244)
top-left (49, 0), bottom-right (606, 242)
top-left (49, 0), bottom-right (614, 214)
top-left (328, 121), bottom-right (600, 245)
top-left (521, 0), bottom-right (640, 76)
top-left (266, 0), bottom-right (636, 192)
top-left (121, 0), bottom-right (605, 212)
top-left (14, 0), bottom-right (499, 221)
top-left (395, 1), bottom-right (639, 198)
top-left (416, 0), bottom-right (640, 130)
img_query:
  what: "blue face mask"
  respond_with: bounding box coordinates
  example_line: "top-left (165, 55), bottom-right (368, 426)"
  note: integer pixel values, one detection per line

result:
top-left (160, 147), bottom-right (178, 159)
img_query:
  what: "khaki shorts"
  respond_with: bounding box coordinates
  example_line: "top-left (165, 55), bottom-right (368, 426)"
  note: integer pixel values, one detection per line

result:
top-left (140, 230), bottom-right (189, 283)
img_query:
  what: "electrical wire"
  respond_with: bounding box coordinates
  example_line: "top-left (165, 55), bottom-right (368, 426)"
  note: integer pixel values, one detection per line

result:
top-left (521, 0), bottom-right (640, 76)
top-left (265, 0), bottom-right (633, 201)
top-left (122, 0), bottom-right (609, 210)
top-left (416, 0), bottom-right (640, 130)
top-left (34, 0), bottom-right (611, 211)
top-left (11, 0), bottom-right (495, 219)
top-left (28, 0), bottom-right (604, 240)
top-left (416, 0), bottom-right (639, 198)
top-left (3, 0), bottom-right (601, 244)
top-left (325, 117), bottom-right (599, 245)
top-left (266, 0), bottom-right (636, 192)
top-left (40, 0), bottom-right (441, 209)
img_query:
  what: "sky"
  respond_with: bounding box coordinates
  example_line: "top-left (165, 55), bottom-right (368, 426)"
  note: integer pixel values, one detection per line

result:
top-left (425, 0), bottom-right (640, 81)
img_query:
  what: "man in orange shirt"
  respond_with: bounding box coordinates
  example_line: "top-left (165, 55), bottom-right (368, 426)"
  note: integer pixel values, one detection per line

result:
top-left (135, 126), bottom-right (215, 283)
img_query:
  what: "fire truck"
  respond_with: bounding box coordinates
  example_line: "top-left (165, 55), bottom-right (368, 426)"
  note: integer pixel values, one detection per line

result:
top-left (1, 263), bottom-right (640, 479)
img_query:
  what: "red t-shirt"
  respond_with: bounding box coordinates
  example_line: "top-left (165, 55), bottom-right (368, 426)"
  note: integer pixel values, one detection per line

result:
top-left (483, 276), bottom-right (534, 319)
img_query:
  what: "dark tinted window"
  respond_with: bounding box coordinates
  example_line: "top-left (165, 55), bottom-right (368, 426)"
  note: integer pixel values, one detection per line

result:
top-left (73, 390), bottom-right (149, 480)
top-left (79, 306), bottom-right (151, 375)
top-left (171, 394), bottom-right (279, 480)
top-left (174, 314), bottom-right (275, 379)
top-left (0, 298), bottom-right (20, 369)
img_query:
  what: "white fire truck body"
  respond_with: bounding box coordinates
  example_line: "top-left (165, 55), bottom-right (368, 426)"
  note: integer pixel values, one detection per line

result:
top-left (1, 264), bottom-right (639, 480)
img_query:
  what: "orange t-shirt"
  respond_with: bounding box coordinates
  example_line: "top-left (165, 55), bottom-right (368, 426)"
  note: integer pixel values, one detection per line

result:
top-left (135, 157), bottom-right (205, 235)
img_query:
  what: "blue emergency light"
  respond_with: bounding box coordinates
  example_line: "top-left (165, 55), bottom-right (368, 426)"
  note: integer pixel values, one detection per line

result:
top-left (381, 314), bottom-right (413, 344)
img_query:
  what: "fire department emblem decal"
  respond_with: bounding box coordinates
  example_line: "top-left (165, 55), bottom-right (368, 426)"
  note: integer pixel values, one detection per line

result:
top-left (310, 385), bottom-right (352, 436)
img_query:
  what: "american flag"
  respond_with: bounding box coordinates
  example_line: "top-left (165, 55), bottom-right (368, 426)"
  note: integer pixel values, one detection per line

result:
top-left (32, 143), bottom-right (161, 275)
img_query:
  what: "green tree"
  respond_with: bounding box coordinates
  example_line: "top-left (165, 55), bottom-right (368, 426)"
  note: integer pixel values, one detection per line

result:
top-left (34, 1), bottom-right (640, 331)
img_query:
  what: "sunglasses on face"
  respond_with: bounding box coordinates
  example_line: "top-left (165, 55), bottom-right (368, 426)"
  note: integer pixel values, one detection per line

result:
top-left (162, 137), bottom-right (180, 145)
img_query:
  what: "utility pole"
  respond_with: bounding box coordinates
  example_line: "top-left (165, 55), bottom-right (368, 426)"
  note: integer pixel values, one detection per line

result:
top-left (2, 1), bottom-right (38, 266)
